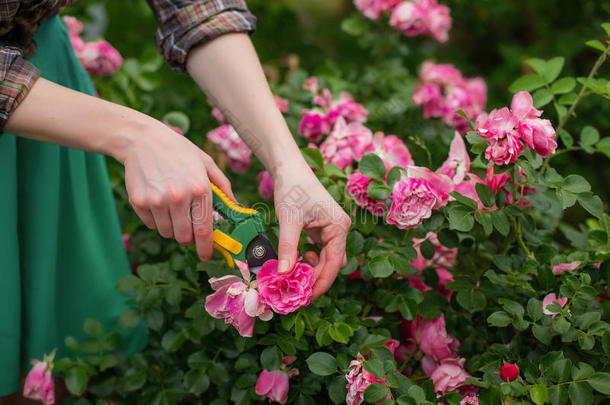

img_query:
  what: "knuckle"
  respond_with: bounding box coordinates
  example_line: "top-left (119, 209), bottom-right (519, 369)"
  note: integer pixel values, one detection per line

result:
top-left (129, 196), bottom-right (147, 210)
top-left (191, 182), bottom-right (208, 199)
top-left (167, 187), bottom-right (185, 205)
top-left (148, 193), bottom-right (165, 209)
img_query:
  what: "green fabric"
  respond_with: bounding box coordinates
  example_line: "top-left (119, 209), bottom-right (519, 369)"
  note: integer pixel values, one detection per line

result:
top-left (0, 16), bottom-right (147, 396)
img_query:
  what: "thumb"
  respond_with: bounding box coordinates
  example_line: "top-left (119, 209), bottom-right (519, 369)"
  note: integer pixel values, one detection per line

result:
top-left (277, 216), bottom-right (302, 274)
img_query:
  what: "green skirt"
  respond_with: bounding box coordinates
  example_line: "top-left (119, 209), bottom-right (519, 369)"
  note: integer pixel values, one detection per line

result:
top-left (0, 15), bottom-right (147, 396)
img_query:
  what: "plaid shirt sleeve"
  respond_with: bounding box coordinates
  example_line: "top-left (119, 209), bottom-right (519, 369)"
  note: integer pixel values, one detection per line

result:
top-left (147, 0), bottom-right (256, 74)
top-left (0, 46), bottom-right (41, 132)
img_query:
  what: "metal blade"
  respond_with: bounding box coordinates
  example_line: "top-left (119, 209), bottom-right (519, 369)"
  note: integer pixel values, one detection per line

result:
top-left (246, 233), bottom-right (277, 272)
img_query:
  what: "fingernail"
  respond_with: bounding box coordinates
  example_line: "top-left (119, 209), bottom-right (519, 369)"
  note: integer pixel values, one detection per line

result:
top-left (278, 259), bottom-right (290, 273)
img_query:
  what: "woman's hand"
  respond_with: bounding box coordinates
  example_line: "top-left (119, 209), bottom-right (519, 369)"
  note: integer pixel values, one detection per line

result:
top-left (273, 161), bottom-right (351, 299)
top-left (118, 118), bottom-right (235, 261)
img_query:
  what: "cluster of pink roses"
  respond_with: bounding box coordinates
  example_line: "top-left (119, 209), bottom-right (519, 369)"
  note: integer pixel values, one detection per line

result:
top-left (204, 259), bottom-right (314, 337)
top-left (208, 95), bottom-right (288, 174)
top-left (476, 91), bottom-right (557, 165)
top-left (354, 0), bottom-right (451, 43)
top-left (401, 316), bottom-right (479, 402)
top-left (345, 339), bottom-right (399, 405)
top-left (298, 78), bottom-right (368, 144)
top-left (412, 61), bottom-right (487, 134)
top-left (63, 16), bottom-right (123, 76)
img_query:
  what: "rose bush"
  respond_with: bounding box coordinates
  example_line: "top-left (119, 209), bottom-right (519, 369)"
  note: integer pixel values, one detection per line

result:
top-left (38, 4), bottom-right (610, 405)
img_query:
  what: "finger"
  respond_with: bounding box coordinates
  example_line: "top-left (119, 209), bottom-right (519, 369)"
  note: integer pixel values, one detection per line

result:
top-left (168, 189), bottom-right (194, 245)
top-left (150, 205), bottom-right (174, 238)
top-left (204, 154), bottom-right (237, 202)
top-left (192, 182), bottom-right (214, 261)
top-left (304, 251), bottom-right (319, 267)
top-left (129, 193), bottom-right (156, 229)
top-left (312, 239), bottom-right (346, 299)
top-left (277, 216), bottom-right (302, 274)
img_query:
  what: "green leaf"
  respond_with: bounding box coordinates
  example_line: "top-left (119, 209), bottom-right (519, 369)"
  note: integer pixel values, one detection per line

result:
top-left (490, 211), bottom-right (510, 236)
top-left (551, 77), bottom-right (576, 94)
top-left (450, 191), bottom-right (479, 210)
top-left (84, 319), bottom-right (104, 338)
top-left (597, 137), bottom-right (610, 158)
top-left (302, 147), bottom-right (324, 169)
top-left (161, 111), bottom-right (190, 133)
top-left (602, 22), bottom-right (610, 37)
top-left (475, 183), bottom-right (495, 208)
top-left (65, 367), bottom-right (89, 396)
top-left (588, 372), bottom-right (610, 394)
top-left (183, 370), bottom-right (210, 395)
top-left (509, 74), bottom-right (546, 92)
top-left (420, 239), bottom-right (435, 260)
top-left (261, 346), bottom-right (282, 371)
top-left (455, 109), bottom-right (476, 130)
top-left (165, 285), bottom-right (182, 306)
top-left (117, 274), bottom-right (142, 295)
top-left (586, 40), bottom-right (606, 52)
top-left (548, 385), bottom-right (568, 405)
top-left (437, 229), bottom-right (459, 248)
top-left (359, 153), bottom-right (386, 181)
top-left (580, 126), bottom-right (600, 152)
top-left (306, 352), bottom-right (337, 376)
top-left (408, 385), bottom-right (426, 403)
top-left (448, 205), bottom-right (474, 232)
top-left (577, 193), bottom-right (603, 218)
top-left (475, 211), bottom-right (493, 236)
top-left (544, 57), bottom-right (565, 83)
top-left (569, 382), bottom-right (593, 405)
top-left (363, 358), bottom-right (385, 380)
top-left (368, 256), bottom-right (394, 278)
top-left (561, 175), bottom-right (590, 193)
top-left (457, 289), bottom-right (486, 312)
top-left (368, 181), bottom-right (392, 200)
top-left (533, 88), bottom-right (553, 108)
top-left (530, 384), bottom-right (550, 405)
top-left (499, 298), bottom-right (524, 319)
top-left (527, 298), bottom-right (543, 321)
top-left (341, 15), bottom-right (367, 36)
top-left (119, 308), bottom-right (141, 330)
top-left (329, 375), bottom-right (348, 404)
top-left (386, 166), bottom-right (405, 187)
top-left (161, 330), bottom-right (185, 352)
top-left (533, 324), bottom-right (552, 345)
top-left (364, 383), bottom-right (390, 403)
top-left (487, 311), bottom-right (512, 327)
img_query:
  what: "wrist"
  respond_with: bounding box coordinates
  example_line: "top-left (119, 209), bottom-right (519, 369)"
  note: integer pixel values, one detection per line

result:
top-left (102, 108), bottom-right (160, 164)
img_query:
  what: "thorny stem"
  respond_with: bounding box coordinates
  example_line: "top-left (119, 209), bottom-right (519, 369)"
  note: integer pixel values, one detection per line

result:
top-left (557, 41), bottom-right (610, 132)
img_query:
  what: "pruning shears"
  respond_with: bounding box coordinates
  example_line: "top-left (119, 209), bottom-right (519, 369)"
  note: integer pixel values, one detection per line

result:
top-left (210, 183), bottom-right (277, 272)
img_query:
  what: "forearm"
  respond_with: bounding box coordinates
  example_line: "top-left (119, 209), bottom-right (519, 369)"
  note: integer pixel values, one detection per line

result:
top-left (186, 33), bottom-right (308, 178)
top-left (4, 77), bottom-right (158, 163)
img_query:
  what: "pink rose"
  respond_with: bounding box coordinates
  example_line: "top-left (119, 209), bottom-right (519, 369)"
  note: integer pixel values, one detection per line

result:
top-left (420, 61), bottom-right (462, 86)
top-left (122, 233), bottom-right (133, 251)
top-left (484, 131), bottom-right (524, 166)
top-left (551, 261), bottom-right (581, 275)
top-left (255, 369), bottom-right (290, 404)
top-left (257, 259), bottom-right (315, 314)
top-left (207, 125), bottom-right (252, 173)
top-left (205, 261), bottom-right (272, 337)
top-left (345, 354), bottom-right (389, 405)
top-left (386, 166), bottom-right (453, 229)
top-left (414, 314), bottom-right (459, 362)
top-left (303, 77), bottom-right (320, 92)
top-left (437, 132), bottom-right (470, 185)
top-left (257, 171), bottom-right (274, 200)
top-left (320, 118), bottom-right (375, 169)
top-left (23, 360), bottom-right (55, 405)
top-left (510, 91), bottom-right (542, 122)
top-left (421, 355), bottom-right (437, 376)
top-left (542, 293), bottom-right (567, 318)
top-left (389, 1), bottom-right (427, 37)
top-left (211, 107), bottom-right (227, 124)
top-left (429, 358), bottom-right (473, 395)
top-left (373, 132), bottom-right (413, 169)
top-left (484, 165), bottom-right (510, 194)
top-left (346, 171), bottom-right (388, 216)
top-left (62, 16), bottom-right (83, 37)
top-left (518, 118), bottom-right (557, 157)
top-left (354, 0), bottom-right (402, 20)
top-left (423, 0), bottom-right (451, 42)
top-left (298, 110), bottom-right (331, 143)
top-left (274, 95), bottom-right (290, 113)
top-left (328, 92), bottom-right (368, 126)
top-left (461, 395), bottom-right (479, 405)
top-left (78, 40), bottom-right (123, 76)
top-left (412, 84), bottom-right (444, 118)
